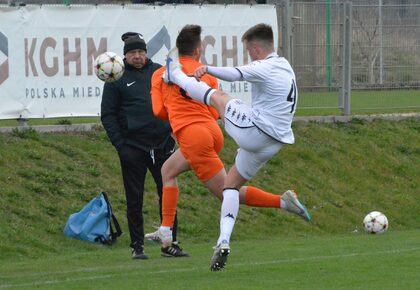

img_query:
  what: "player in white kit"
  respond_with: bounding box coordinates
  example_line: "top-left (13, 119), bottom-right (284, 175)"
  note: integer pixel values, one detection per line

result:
top-left (164, 23), bottom-right (310, 271)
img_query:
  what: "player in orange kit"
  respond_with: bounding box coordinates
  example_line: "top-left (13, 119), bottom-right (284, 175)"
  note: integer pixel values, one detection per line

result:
top-left (146, 25), bottom-right (308, 268)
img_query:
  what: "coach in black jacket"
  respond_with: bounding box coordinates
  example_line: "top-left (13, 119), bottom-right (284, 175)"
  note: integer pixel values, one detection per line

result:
top-left (101, 32), bottom-right (188, 259)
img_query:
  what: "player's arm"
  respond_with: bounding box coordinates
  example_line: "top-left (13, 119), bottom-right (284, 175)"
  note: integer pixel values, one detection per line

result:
top-left (151, 68), bottom-right (169, 121)
top-left (207, 66), bottom-right (243, 82)
top-left (194, 66), bottom-right (242, 82)
top-left (101, 82), bottom-right (125, 150)
top-left (235, 60), bottom-right (268, 83)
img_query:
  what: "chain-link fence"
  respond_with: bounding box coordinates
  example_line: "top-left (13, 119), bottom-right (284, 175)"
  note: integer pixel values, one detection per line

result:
top-left (285, 1), bottom-right (351, 115)
top-left (282, 0), bottom-right (420, 115)
top-left (349, 2), bottom-right (420, 114)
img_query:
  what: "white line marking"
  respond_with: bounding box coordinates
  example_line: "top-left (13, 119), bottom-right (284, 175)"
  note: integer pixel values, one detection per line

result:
top-left (1, 247), bottom-right (419, 289)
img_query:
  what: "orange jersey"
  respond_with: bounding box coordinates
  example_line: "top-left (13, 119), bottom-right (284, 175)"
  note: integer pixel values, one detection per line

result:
top-left (151, 57), bottom-right (219, 134)
top-left (151, 57), bottom-right (224, 182)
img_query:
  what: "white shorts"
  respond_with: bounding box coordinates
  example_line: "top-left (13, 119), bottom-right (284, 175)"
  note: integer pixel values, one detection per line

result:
top-left (224, 99), bottom-right (283, 180)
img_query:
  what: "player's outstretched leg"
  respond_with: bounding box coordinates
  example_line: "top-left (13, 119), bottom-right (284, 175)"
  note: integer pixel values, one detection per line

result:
top-left (210, 240), bottom-right (230, 271)
top-left (281, 190), bottom-right (311, 221)
top-left (162, 47), bottom-right (216, 105)
top-left (163, 47), bottom-right (182, 84)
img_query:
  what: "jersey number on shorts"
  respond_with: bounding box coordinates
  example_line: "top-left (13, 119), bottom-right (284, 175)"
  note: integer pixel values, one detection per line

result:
top-left (287, 80), bottom-right (297, 113)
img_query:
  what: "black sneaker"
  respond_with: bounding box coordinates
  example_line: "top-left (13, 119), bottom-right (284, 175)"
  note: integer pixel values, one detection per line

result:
top-left (161, 242), bottom-right (189, 257)
top-left (132, 245), bottom-right (148, 260)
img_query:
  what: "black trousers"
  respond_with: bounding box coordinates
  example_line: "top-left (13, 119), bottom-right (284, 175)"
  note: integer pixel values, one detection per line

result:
top-left (118, 144), bottom-right (178, 248)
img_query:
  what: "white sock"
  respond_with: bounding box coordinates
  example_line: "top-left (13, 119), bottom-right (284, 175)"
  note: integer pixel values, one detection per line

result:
top-left (160, 226), bottom-right (172, 236)
top-left (280, 198), bottom-right (286, 209)
top-left (217, 188), bottom-right (239, 245)
top-left (171, 68), bottom-right (216, 105)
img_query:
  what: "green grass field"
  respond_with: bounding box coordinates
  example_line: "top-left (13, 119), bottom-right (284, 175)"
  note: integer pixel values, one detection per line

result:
top-left (298, 89), bottom-right (420, 116)
top-left (0, 231), bottom-right (419, 290)
top-left (0, 119), bottom-right (419, 289)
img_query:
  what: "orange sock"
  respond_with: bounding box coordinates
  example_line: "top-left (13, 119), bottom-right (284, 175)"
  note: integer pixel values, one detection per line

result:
top-left (245, 185), bottom-right (280, 208)
top-left (162, 186), bottom-right (179, 227)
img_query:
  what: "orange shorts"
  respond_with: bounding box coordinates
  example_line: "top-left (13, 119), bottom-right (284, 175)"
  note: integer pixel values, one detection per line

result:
top-left (175, 121), bottom-right (224, 182)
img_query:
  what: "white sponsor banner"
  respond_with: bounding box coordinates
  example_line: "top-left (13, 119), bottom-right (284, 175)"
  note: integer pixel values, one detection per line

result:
top-left (0, 4), bottom-right (277, 119)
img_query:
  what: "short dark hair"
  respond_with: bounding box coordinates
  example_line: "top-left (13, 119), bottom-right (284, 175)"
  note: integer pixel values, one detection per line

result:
top-left (176, 25), bottom-right (202, 56)
top-left (241, 23), bottom-right (273, 46)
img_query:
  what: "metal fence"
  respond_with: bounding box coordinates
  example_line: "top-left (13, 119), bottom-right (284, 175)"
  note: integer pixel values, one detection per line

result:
top-left (352, 3), bottom-right (420, 89)
top-left (283, 0), bottom-right (420, 114)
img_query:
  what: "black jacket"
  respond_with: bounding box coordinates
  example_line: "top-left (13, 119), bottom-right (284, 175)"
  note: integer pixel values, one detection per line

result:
top-left (101, 59), bottom-right (173, 152)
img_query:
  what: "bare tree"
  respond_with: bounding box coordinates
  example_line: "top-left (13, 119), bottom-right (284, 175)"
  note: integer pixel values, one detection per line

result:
top-left (352, 6), bottom-right (380, 85)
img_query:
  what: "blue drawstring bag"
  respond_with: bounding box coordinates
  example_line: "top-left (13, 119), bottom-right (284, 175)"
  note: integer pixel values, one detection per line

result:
top-left (64, 192), bottom-right (122, 245)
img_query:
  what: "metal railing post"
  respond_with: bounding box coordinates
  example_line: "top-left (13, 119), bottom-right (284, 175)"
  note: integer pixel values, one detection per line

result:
top-left (281, 0), bottom-right (294, 65)
top-left (340, 1), bottom-right (352, 116)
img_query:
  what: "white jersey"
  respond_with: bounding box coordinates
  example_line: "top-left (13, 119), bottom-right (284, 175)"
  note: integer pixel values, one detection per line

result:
top-left (236, 52), bottom-right (297, 144)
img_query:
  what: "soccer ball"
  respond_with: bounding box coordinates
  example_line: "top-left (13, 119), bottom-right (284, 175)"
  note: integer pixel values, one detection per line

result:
top-left (94, 52), bottom-right (125, 82)
top-left (363, 211), bottom-right (389, 234)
